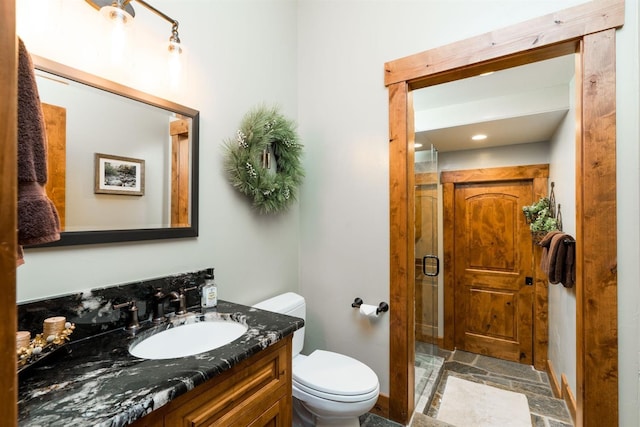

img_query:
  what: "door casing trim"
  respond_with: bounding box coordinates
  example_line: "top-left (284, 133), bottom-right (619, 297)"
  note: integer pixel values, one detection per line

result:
top-left (386, 1), bottom-right (623, 425)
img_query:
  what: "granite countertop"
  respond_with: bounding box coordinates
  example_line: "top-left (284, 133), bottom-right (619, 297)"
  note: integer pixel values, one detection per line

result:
top-left (18, 300), bottom-right (304, 427)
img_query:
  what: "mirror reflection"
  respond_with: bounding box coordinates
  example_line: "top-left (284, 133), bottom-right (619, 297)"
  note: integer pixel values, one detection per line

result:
top-left (29, 56), bottom-right (199, 246)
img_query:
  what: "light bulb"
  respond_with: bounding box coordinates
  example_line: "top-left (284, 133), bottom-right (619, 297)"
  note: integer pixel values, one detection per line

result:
top-left (168, 43), bottom-right (182, 87)
top-left (168, 40), bottom-right (182, 55)
top-left (100, 5), bottom-right (133, 25)
top-left (109, 13), bottom-right (127, 64)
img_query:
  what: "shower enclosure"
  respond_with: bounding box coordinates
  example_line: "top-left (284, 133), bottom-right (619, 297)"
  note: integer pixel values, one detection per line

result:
top-left (413, 145), bottom-right (443, 413)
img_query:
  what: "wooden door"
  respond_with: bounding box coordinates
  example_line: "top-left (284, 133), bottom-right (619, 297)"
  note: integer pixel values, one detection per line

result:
top-left (453, 180), bottom-right (534, 363)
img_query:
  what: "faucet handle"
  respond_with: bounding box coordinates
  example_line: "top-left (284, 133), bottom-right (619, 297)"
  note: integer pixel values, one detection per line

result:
top-left (113, 300), bottom-right (140, 331)
top-left (171, 286), bottom-right (198, 315)
top-left (181, 285), bottom-right (198, 294)
top-left (152, 288), bottom-right (167, 323)
top-left (153, 288), bottom-right (165, 300)
top-left (181, 286), bottom-right (198, 312)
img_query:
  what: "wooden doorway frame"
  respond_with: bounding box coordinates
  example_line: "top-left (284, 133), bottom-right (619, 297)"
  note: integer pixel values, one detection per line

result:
top-left (0, 0), bottom-right (18, 425)
top-left (441, 164), bottom-right (550, 365)
top-left (386, 1), bottom-right (623, 425)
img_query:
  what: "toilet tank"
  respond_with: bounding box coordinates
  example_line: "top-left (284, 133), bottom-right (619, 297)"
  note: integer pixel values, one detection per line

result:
top-left (253, 292), bottom-right (305, 357)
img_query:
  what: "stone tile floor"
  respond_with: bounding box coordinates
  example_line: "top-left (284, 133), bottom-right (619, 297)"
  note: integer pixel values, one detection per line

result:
top-left (426, 349), bottom-right (574, 427)
top-left (414, 351), bottom-right (445, 414)
top-left (360, 412), bottom-right (405, 427)
top-left (359, 348), bottom-right (574, 427)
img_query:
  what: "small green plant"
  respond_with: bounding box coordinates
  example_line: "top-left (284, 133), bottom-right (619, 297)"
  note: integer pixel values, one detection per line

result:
top-left (522, 197), bottom-right (558, 232)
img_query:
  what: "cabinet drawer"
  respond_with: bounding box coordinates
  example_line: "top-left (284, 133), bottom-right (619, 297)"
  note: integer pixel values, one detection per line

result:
top-left (246, 396), bottom-right (292, 427)
top-left (164, 338), bottom-right (291, 426)
top-left (217, 385), bottom-right (291, 427)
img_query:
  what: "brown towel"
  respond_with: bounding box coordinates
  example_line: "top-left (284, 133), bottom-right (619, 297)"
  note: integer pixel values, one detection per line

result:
top-left (539, 230), bottom-right (562, 275)
top-left (539, 231), bottom-right (576, 288)
top-left (548, 233), bottom-right (567, 284)
top-left (562, 235), bottom-right (576, 288)
top-left (17, 38), bottom-right (61, 264)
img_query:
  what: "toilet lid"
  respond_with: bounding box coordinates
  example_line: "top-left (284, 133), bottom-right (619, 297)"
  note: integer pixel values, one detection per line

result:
top-left (293, 350), bottom-right (379, 396)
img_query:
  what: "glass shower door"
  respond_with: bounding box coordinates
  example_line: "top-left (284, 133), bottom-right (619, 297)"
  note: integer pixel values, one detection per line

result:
top-left (414, 145), bottom-right (441, 412)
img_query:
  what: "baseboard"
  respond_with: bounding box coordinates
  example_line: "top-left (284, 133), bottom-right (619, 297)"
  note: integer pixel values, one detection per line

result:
top-left (546, 359), bottom-right (562, 398)
top-left (371, 393), bottom-right (389, 419)
top-left (561, 373), bottom-right (577, 424)
top-left (545, 359), bottom-right (577, 425)
top-left (415, 333), bottom-right (441, 346)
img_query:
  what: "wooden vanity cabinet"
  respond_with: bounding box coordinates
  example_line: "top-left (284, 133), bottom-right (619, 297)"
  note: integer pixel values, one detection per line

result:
top-left (130, 336), bottom-right (292, 427)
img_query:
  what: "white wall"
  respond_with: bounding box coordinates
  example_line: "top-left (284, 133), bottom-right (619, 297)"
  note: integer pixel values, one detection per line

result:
top-left (548, 77), bottom-right (577, 394)
top-left (434, 141), bottom-right (550, 171)
top-left (16, 0), bottom-right (301, 308)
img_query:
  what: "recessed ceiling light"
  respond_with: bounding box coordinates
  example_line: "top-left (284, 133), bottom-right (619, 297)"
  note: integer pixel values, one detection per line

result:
top-left (471, 134), bottom-right (487, 141)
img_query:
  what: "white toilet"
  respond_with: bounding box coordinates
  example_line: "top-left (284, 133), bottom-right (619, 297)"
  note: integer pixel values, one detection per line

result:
top-left (254, 292), bottom-right (380, 427)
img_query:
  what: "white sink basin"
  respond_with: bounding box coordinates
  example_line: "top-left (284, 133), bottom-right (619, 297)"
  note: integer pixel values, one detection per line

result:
top-left (129, 320), bottom-right (248, 360)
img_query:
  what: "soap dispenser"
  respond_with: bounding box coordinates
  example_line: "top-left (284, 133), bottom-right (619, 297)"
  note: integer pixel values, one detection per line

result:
top-left (201, 268), bottom-right (218, 310)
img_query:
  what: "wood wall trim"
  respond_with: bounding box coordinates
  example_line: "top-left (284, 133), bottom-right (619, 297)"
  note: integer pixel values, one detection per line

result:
top-left (562, 373), bottom-right (578, 425)
top-left (170, 119), bottom-right (190, 227)
top-left (42, 103), bottom-right (67, 229)
top-left (388, 81), bottom-right (414, 422)
top-left (384, 0), bottom-right (624, 88)
top-left (531, 176), bottom-right (549, 371)
top-left (387, 1), bottom-right (622, 425)
top-left (0, 0), bottom-right (18, 424)
top-left (441, 182), bottom-right (455, 351)
top-left (546, 359), bottom-right (562, 398)
top-left (440, 164), bottom-right (549, 183)
top-left (370, 394), bottom-right (390, 419)
top-left (576, 28), bottom-right (618, 427)
top-left (547, 359), bottom-right (578, 425)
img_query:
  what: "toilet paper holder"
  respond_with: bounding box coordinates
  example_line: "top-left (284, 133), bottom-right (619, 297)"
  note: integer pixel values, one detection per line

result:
top-left (351, 298), bottom-right (389, 315)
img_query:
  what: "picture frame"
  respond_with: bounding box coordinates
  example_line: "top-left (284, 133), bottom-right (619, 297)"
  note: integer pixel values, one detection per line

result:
top-left (94, 153), bottom-right (145, 196)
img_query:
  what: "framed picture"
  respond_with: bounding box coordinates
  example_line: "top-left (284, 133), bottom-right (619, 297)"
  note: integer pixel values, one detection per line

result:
top-left (94, 153), bottom-right (145, 196)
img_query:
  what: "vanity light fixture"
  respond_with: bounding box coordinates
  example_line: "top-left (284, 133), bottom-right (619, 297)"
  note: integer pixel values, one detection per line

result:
top-left (100, 2), bottom-right (134, 25)
top-left (471, 134), bottom-right (487, 141)
top-left (86, 0), bottom-right (183, 54)
top-left (414, 143), bottom-right (424, 149)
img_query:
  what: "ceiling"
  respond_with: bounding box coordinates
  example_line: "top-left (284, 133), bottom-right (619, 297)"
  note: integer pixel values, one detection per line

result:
top-left (413, 54), bottom-right (576, 153)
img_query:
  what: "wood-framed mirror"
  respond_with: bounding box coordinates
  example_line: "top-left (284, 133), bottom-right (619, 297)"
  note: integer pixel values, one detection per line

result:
top-left (27, 55), bottom-right (199, 247)
top-left (385, 1), bottom-right (623, 425)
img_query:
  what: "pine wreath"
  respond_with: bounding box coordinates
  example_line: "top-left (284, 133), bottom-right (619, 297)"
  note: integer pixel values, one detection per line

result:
top-left (224, 105), bottom-right (304, 214)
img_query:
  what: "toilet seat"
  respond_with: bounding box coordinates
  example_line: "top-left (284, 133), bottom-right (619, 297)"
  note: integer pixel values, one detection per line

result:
top-left (293, 350), bottom-right (379, 403)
